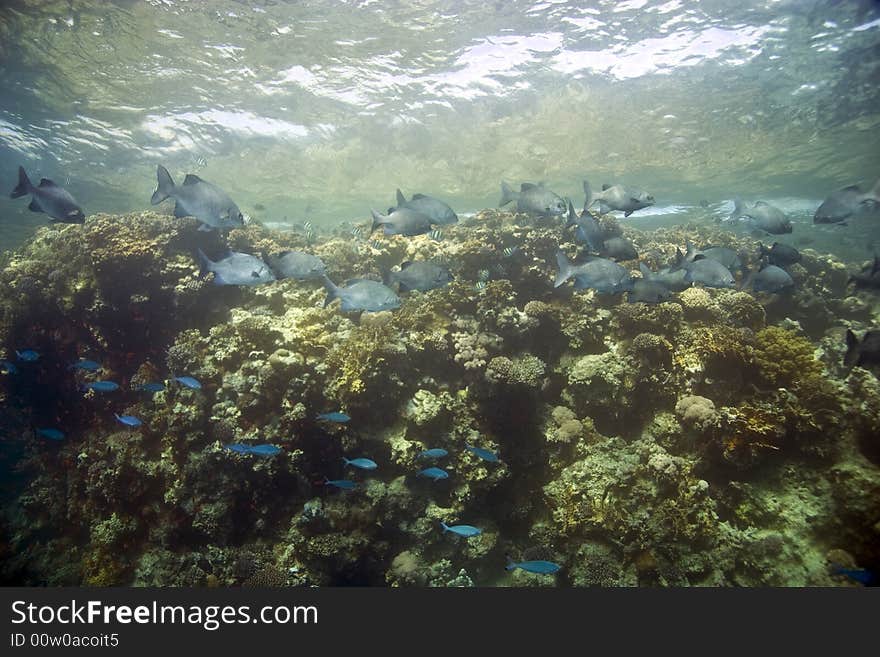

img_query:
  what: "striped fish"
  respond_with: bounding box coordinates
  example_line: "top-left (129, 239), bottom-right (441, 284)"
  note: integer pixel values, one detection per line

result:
top-left (368, 239), bottom-right (383, 250)
top-left (303, 220), bottom-right (314, 232)
top-left (503, 246), bottom-right (519, 258)
top-left (429, 228), bottom-right (443, 241)
top-left (351, 226), bottom-right (364, 239)
top-left (305, 228), bottom-right (316, 244)
top-left (192, 154), bottom-right (208, 168)
top-left (474, 280), bottom-right (488, 291)
top-left (477, 269), bottom-right (490, 282)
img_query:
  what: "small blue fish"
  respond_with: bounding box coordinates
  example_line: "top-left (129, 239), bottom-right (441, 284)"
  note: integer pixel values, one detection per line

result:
top-left (831, 565), bottom-right (876, 586)
top-left (324, 477), bottom-right (357, 490)
top-left (418, 448), bottom-right (448, 460)
top-left (440, 521), bottom-right (481, 537)
top-left (69, 359), bottom-right (101, 371)
top-left (418, 467), bottom-right (449, 481)
top-left (317, 412), bottom-right (350, 423)
top-left (115, 413), bottom-right (143, 428)
top-left (173, 376), bottom-right (202, 390)
top-left (465, 444), bottom-right (499, 463)
top-left (83, 381), bottom-right (120, 392)
top-left (37, 428), bottom-right (65, 441)
top-left (342, 457), bottom-right (377, 470)
top-left (506, 558), bottom-right (561, 575)
top-left (16, 349), bottom-right (39, 362)
top-left (0, 360), bottom-right (17, 374)
top-left (137, 382), bottom-right (166, 393)
top-left (225, 443), bottom-right (281, 456)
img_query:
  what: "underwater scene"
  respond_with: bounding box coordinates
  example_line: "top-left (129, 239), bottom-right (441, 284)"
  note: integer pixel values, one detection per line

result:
top-left (1, 1), bottom-right (879, 587)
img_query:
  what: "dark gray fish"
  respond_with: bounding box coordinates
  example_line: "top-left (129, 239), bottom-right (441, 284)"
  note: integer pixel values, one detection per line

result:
top-left (850, 256), bottom-right (880, 289)
top-left (554, 250), bottom-right (633, 294)
top-left (678, 242), bottom-right (743, 275)
top-left (388, 261), bottom-right (452, 292)
top-left (844, 329), bottom-right (880, 368)
top-left (393, 189), bottom-right (458, 225)
top-left (197, 249), bottom-right (276, 286)
top-left (639, 262), bottom-right (690, 292)
top-left (152, 165), bottom-right (243, 231)
top-left (584, 179), bottom-right (654, 217)
top-left (745, 263), bottom-right (794, 294)
top-left (601, 236), bottom-right (638, 261)
top-left (565, 200), bottom-right (604, 252)
top-left (730, 199), bottom-right (792, 234)
top-left (263, 250), bottom-right (326, 280)
top-left (500, 181), bottom-right (566, 217)
top-left (10, 167), bottom-right (85, 223)
top-left (759, 242), bottom-right (801, 268)
top-left (814, 180), bottom-right (880, 224)
top-left (683, 258), bottom-right (735, 288)
top-left (628, 278), bottom-right (673, 304)
top-left (322, 275), bottom-right (400, 312)
top-left (370, 207), bottom-right (433, 236)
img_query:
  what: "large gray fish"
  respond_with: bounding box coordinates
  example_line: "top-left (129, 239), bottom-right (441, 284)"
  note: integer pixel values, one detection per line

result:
top-left (370, 207), bottom-right (433, 236)
top-left (601, 236), bottom-right (638, 261)
top-left (683, 258), bottom-right (735, 288)
top-left (814, 179), bottom-right (880, 224)
top-left (744, 263), bottom-right (794, 294)
top-left (392, 189), bottom-right (458, 225)
top-left (758, 242), bottom-right (801, 268)
top-left (628, 277), bottom-right (673, 304)
top-left (151, 165), bottom-right (243, 231)
top-left (197, 249), bottom-right (276, 286)
top-left (565, 200), bottom-right (604, 252)
top-left (322, 276), bottom-right (401, 312)
top-left (387, 261), bottom-right (452, 292)
top-left (10, 166), bottom-right (85, 223)
top-left (639, 262), bottom-right (690, 292)
top-left (730, 199), bottom-right (792, 234)
top-left (844, 329), bottom-right (880, 368)
top-left (500, 181), bottom-right (566, 217)
top-left (554, 250), bottom-right (633, 294)
top-left (263, 250), bottom-right (326, 280)
top-left (677, 242), bottom-right (742, 275)
top-left (583, 180), bottom-right (654, 217)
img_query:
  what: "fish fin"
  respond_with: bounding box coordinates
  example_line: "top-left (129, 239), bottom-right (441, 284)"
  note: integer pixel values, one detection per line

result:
top-left (869, 178), bottom-right (880, 200)
top-left (730, 197), bottom-right (745, 220)
top-left (182, 174), bottom-right (203, 185)
top-left (400, 260), bottom-right (412, 270)
top-left (499, 181), bottom-right (517, 207)
top-left (11, 166), bottom-right (32, 198)
top-left (440, 522), bottom-right (450, 533)
top-left (173, 202), bottom-right (189, 218)
top-left (321, 274), bottom-right (338, 308)
top-left (754, 200), bottom-right (769, 207)
top-left (554, 250), bottom-right (573, 288)
top-left (565, 200), bottom-right (578, 227)
top-left (196, 248), bottom-right (213, 278)
top-left (411, 193), bottom-right (427, 199)
top-left (639, 262), bottom-right (652, 277)
top-left (505, 557), bottom-right (517, 571)
top-left (601, 183), bottom-right (611, 191)
top-left (370, 209), bottom-right (386, 233)
top-left (692, 254), bottom-right (706, 262)
top-left (844, 329), bottom-right (860, 367)
top-left (624, 209), bottom-right (633, 217)
top-left (396, 189), bottom-right (406, 206)
top-left (598, 202), bottom-right (610, 214)
top-left (197, 223), bottom-right (214, 232)
top-left (151, 165), bottom-right (175, 205)
top-left (582, 180), bottom-right (593, 210)
top-left (520, 182), bottom-right (538, 191)
top-left (38, 178), bottom-right (58, 188)
top-left (27, 199), bottom-right (42, 212)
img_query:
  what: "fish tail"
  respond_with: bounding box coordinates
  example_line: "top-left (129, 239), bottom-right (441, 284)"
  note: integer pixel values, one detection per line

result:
top-left (370, 209), bottom-right (386, 234)
top-left (321, 274), bottom-right (338, 308)
top-left (554, 250), bottom-right (573, 288)
top-left (499, 181), bottom-right (517, 207)
top-left (440, 521), bottom-right (450, 533)
top-left (395, 188), bottom-right (406, 207)
top-left (565, 200), bottom-right (578, 227)
top-left (341, 457), bottom-right (350, 466)
top-left (11, 166), bottom-right (32, 199)
top-left (150, 165), bottom-right (175, 205)
top-left (196, 248), bottom-right (213, 277)
top-left (505, 556), bottom-right (517, 571)
top-left (582, 179), bottom-right (593, 210)
top-left (730, 197), bottom-right (745, 220)
top-left (844, 329), bottom-right (860, 368)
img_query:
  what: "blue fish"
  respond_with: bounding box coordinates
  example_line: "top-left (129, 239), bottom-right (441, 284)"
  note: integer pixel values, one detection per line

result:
top-left (173, 376), bottom-right (202, 390)
top-left (224, 443), bottom-right (281, 456)
top-left (115, 413), bottom-right (143, 428)
top-left (69, 359), bottom-right (101, 371)
top-left (831, 565), bottom-right (876, 586)
top-left (343, 457), bottom-right (377, 470)
top-left (418, 467), bottom-right (449, 481)
top-left (1, 360), bottom-right (17, 374)
top-left (138, 382), bottom-right (166, 393)
top-left (83, 381), bottom-right (120, 392)
top-left (465, 444), bottom-right (499, 463)
top-left (317, 412), bottom-right (350, 423)
top-left (16, 349), bottom-right (39, 362)
top-left (418, 448), bottom-right (448, 459)
top-left (324, 477), bottom-right (357, 490)
top-left (506, 558), bottom-right (561, 575)
top-left (440, 521), bottom-right (482, 537)
top-left (37, 428), bottom-right (65, 441)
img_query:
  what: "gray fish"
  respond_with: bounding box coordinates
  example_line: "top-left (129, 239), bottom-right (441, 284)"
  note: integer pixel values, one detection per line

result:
top-left (263, 250), bottom-right (326, 281)
top-left (844, 329), bottom-right (880, 368)
top-left (730, 199), bottom-right (792, 234)
top-left (745, 263), bottom-right (794, 294)
top-left (628, 278), bottom-right (673, 304)
top-left (10, 167), bottom-right (85, 223)
top-left (850, 256), bottom-right (880, 289)
top-left (683, 258), bottom-right (735, 288)
top-left (678, 242), bottom-right (742, 275)
top-left (388, 261), bottom-right (452, 292)
top-left (197, 249), bottom-right (276, 286)
top-left (152, 165), bottom-right (243, 231)
top-left (500, 181), bottom-right (566, 217)
top-left (565, 200), bottom-right (604, 252)
top-left (601, 236), bottom-right (638, 261)
top-left (322, 275), bottom-right (400, 312)
top-left (370, 207), bottom-right (433, 237)
top-left (639, 262), bottom-right (690, 292)
top-left (584, 179), bottom-right (654, 217)
top-left (814, 180), bottom-right (880, 225)
top-left (554, 250), bottom-right (633, 294)
top-left (393, 189), bottom-right (458, 225)
top-left (759, 242), bottom-right (801, 268)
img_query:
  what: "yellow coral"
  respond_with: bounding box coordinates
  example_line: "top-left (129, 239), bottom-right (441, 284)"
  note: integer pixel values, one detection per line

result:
top-left (754, 326), bottom-right (822, 389)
